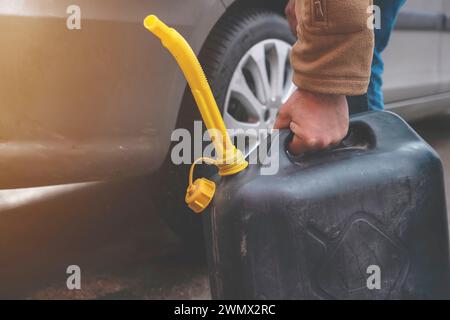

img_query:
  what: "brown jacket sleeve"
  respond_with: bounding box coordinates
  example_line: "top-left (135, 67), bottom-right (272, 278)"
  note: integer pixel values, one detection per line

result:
top-left (291, 0), bottom-right (374, 96)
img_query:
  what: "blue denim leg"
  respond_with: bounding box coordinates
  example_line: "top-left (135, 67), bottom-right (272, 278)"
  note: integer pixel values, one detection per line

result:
top-left (368, 0), bottom-right (406, 111)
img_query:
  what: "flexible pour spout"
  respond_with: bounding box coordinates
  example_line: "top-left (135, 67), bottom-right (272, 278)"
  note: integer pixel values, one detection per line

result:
top-left (144, 15), bottom-right (248, 213)
top-left (144, 15), bottom-right (248, 176)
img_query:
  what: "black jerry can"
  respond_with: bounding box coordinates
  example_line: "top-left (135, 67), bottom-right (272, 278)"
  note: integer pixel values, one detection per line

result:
top-left (203, 111), bottom-right (450, 300)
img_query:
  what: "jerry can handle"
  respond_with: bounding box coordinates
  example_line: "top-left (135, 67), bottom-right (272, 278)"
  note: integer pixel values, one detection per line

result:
top-left (282, 120), bottom-right (376, 163)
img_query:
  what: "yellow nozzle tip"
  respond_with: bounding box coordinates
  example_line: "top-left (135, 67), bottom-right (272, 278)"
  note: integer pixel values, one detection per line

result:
top-left (144, 15), bottom-right (160, 31)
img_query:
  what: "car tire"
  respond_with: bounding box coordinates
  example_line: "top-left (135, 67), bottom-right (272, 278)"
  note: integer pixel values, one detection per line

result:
top-left (159, 8), bottom-right (296, 251)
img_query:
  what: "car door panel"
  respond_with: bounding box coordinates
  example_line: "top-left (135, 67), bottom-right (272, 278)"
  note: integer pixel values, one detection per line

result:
top-left (0, 0), bottom-right (225, 189)
top-left (383, 0), bottom-right (442, 103)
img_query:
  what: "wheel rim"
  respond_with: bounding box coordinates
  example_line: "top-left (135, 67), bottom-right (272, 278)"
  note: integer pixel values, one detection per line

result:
top-left (223, 39), bottom-right (296, 155)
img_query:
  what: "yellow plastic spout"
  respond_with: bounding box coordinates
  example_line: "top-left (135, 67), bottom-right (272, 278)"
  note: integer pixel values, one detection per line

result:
top-left (144, 15), bottom-right (248, 176)
top-left (144, 15), bottom-right (248, 213)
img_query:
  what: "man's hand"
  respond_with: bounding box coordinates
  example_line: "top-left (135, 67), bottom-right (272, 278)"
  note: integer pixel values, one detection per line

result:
top-left (274, 89), bottom-right (349, 154)
top-left (285, 0), bottom-right (297, 36)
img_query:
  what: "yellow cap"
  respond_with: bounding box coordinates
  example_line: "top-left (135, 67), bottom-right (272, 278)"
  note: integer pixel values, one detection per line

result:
top-left (185, 178), bottom-right (216, 214)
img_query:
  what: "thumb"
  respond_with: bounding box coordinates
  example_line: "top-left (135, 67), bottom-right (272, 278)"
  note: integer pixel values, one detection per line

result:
top-left (273, 111), bottom-right (291, 129)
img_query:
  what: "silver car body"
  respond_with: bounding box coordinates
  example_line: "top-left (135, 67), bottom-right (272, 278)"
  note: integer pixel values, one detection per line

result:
top-left (0, 0), bottom-right (227, 189)
top-left (384, 0), bottom-right (450, 121)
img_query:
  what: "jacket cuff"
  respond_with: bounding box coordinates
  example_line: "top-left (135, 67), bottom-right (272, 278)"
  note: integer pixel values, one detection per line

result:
top-left (292, 73), bottom-right (370, 96)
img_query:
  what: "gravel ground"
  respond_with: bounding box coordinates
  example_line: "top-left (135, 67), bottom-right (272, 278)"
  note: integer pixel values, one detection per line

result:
top-left (1, 114), bottom-right (450, 300)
